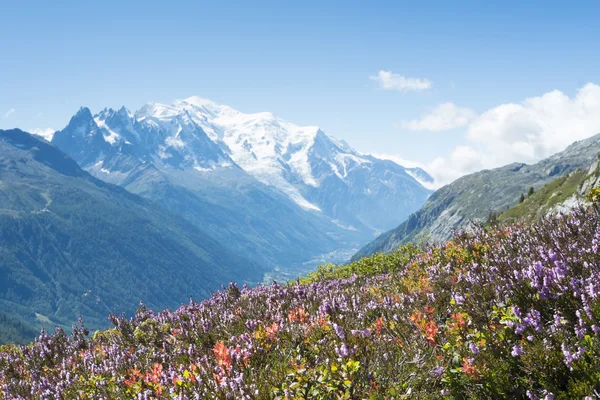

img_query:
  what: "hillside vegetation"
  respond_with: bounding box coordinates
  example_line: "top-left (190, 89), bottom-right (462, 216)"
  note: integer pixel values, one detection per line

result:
top-left (0, 129), bottom-right (264, 333)
top-left (2, 208), bottom-right (600, 399)
top-left (498, 170), bottom-right (586, 224)
top-left (498, 156), bottom-right (600, 224)
top-left (0, 312), bottom-right (38, 345)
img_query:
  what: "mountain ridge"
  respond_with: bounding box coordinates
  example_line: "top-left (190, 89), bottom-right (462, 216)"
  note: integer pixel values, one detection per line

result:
top-left (0, 128), bottom-right (265, 331)
top-left (50, 97), bottom-right (433, 270)
top-left (354, 132), bottom-right (600, 259)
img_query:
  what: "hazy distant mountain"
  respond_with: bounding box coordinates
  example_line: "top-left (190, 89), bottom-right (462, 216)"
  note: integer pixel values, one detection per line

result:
top-left (0, 129), bottom-right (264, 330)
top-left (355, 133), bottom-right (600, 259)
top-left (51, 98), bottom-right (432, 268)
top-left (170, 97), bottom-right (432, 232)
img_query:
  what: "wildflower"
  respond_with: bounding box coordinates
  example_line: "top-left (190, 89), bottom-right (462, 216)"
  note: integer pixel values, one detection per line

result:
top-left (469, 342), bottom-right (479, 354)
top-left (461, 357), bottom-right (478, 378)
top-left (453, 293), bottom-right (465, 305)
top-left (332, 323), bottom-right (346, 339)
top-left (526, 390), bottom-right (538, 400)
top-left (512, 306), bottom-right (522, 318)
top-left (424, 320), bottom-right (438, 345)
top-left (288, 306), bottom-right (310, 324)
top-left (265, 323), bottom-right (280, 340)
top-left (511, 345), bottom-right (523, 357)
top-left (335, 342), bottom-right (355, 357)
top-left (561, 343), bottom-right (577, 369)
top-left (213, 341), bottom-right (232, 371)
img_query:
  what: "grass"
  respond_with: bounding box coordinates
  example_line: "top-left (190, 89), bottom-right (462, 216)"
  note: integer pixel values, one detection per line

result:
top-left (498, 169), bottom-right (587, 223)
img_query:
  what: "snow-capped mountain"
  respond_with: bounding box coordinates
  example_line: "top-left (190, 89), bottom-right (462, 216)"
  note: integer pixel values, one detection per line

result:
top-left (53, 105), bottom-right (233, 177)
top-left (51, 97), bottom-right (432, 269)
top-left (136, 96), bottom-right (433, 231)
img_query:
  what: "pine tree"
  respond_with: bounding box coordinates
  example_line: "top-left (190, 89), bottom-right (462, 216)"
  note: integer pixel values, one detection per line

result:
top-left (528, 187), bottom-right (534, 197)
top-left (519, 193), bottom-right (525, 203)
top-left (487, 211), bottom-right (498, 226)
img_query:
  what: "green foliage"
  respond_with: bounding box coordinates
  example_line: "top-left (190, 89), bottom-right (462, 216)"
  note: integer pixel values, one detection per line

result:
top-left (299, 244), bottom-right (421, 284)
top-left (0, 129), bottom-right (265, 335)
top-left (586, 188), bottom-right (600, 204)
top-left (499, 169), bottom-right (588, 224)
top-left (0, 312), bottom-right (38, 345)
top-left (486, 211), bottom-right (499, 227)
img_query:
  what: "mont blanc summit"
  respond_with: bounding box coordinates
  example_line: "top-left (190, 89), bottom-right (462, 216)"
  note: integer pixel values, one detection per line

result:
top-left (51, 97), bottom-right (432, 268)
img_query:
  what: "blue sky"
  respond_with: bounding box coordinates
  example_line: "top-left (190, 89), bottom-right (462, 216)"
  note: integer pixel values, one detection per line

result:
top-left (2, 1), bottom-right (600, 184)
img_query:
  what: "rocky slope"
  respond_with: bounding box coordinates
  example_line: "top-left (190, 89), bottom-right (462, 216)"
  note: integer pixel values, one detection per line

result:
top-left (498, 154), bottom-right (600, 223)
top-left (355, 133), bottom-right (600, 258)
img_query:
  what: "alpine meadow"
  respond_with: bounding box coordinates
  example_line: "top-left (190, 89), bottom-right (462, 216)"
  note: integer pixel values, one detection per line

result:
top-left (2, 2), bottom-right (600, 399)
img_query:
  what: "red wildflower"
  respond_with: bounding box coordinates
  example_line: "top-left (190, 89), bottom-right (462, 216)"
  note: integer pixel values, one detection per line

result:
top-left (145, 363), bottom-right (162, 384)
top-left (424, 305), bottom-right (435, 315)
top-left (213, 341), bottom-right (233, 371)
top-left (424, 320), bottom-right (438, 345)
top-left (265, 323), bottom-right (280, 340)
top-left (288, 306), bottom-right (310, 324)
top-left (461, 358), bottom-right (479, 379)
top-left (213, 372), bottom-right (223, 385)
top-left (375, 317), bottom-right (385, 337)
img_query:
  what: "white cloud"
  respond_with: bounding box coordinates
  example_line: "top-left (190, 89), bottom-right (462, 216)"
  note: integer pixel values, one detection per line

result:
top-left (424, 83), bottom-right (600, 187)
top-left (370, 70), bottom-right (432, 92)
top-left (399, 102), bottom-right (476, 132)
top-left (425, 146), bottom-right (484, 187)
top-left (30, 128), bottom-right (55, 141)
top-left (3, 108), bottom-right (15, 119)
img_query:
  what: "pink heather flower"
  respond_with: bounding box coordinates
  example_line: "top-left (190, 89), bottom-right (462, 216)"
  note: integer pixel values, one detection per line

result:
top-left (332, 323), bottom-right (345, 339)
top-left (511, 345), bottom-right (523, 357)
top-left (469, 342), bottom-right (479, 354)
top-left (453, 293), bottom-right (465, 305)
top-left (543, 392), bottom-right (554, 400)
top-left (526, 390), bottom-right (537, 400)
